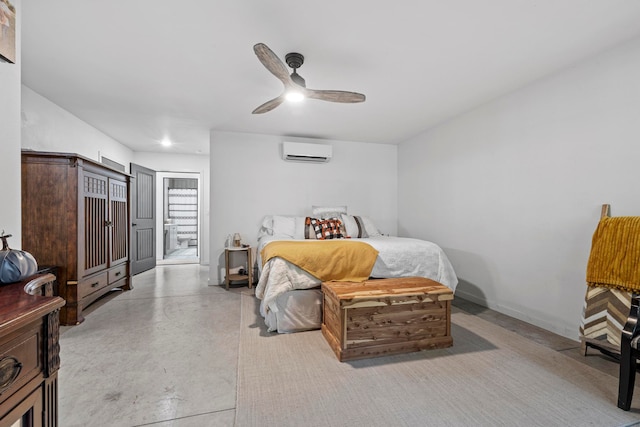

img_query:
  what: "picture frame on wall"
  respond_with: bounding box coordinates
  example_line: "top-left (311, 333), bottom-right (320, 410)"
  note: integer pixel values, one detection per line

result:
top-left (0, 0), bottom-right (16, 64)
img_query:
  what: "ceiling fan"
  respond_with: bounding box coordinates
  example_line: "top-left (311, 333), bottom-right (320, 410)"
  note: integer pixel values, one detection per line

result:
top-left (252, 43), bottom-right (366, 114)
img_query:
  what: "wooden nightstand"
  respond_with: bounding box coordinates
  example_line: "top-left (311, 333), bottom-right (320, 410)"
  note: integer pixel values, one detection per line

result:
top-left (224, 247), bottom-right (253, 290)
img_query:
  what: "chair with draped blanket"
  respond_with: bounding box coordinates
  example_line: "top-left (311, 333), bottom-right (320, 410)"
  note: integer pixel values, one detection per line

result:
top-left (580, 204), bottom-right (640, 410)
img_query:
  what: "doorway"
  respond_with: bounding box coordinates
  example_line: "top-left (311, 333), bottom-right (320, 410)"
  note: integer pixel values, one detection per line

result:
top-left (156, 172), bottom-right (200, 264)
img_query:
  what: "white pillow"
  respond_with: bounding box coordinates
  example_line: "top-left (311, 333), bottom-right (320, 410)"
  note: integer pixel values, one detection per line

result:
top-left (293, 217), bottom-right (307, 239)
top-left (340, 214), bottom-right (368, 238)
top-left (361, 216), bottom-right (382, 237)
top-left (271, 216), bottom-right (306, 239)
top-left (257, 215), bottom-right (274, 240)
top-left (261, 216), bottom-right (273, 229)
top-left (340, 214), bottom-right (381, 237)
top-left (312, 205), bottom-right (347, 219)
top-left (272, 215), bottom-right (296, 238)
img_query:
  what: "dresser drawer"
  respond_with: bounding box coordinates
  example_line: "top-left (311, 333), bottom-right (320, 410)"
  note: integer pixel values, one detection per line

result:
top-left (108, 264), bottom-right (127, 284)
top-left (0, 324), bottom-right (41, 398)
top-left (78, 272), bottom-right (109, 300)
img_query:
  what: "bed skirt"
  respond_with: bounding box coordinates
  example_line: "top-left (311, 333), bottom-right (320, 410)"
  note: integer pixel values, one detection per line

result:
top-left (264, 288), bottom-right (323, 333)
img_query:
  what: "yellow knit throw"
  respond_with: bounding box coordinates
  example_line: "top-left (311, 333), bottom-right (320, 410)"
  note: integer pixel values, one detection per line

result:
top-left (586, 216), bottom-right (640, 292)
top-left (261, 240), bottom-right (379, 282)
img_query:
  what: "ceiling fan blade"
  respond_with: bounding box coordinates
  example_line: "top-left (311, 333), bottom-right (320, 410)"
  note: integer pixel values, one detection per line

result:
top-left (305, 89), bottom-right (366, 103)
top-left (252, 95), bottom-right (286, 114)
top-left (254, 43), bottom-right (293, 86)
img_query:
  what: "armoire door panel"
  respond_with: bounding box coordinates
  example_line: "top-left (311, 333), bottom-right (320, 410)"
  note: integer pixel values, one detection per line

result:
top-left (82, 171), bottom-right (108, 276)
top-left (109, 179), bottom-right (129, 266)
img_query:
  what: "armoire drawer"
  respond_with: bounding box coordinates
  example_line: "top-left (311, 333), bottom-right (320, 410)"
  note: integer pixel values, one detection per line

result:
top-left (78, 272), bottom-right (109, 300)
top-left (108, 264), bottom-right (127, 284)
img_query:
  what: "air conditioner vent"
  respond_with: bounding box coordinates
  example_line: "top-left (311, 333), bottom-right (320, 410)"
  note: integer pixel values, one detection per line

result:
top-left (282, 142), bottom-right (332, 163)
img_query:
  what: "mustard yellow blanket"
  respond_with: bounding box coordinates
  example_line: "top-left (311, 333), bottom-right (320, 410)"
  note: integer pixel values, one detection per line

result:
top-left (261, 240), bottom-right (379, 282)
top-left (587, 216), bottom-right (640, 292)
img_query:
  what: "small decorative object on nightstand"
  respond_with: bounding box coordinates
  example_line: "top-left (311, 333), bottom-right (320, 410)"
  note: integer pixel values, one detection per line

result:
top-left (224, 246), bottom-right (253, 290)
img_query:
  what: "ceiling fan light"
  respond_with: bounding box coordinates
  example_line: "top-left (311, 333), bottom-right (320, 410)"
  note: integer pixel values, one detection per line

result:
top-left (252, 43), bottom-right (365, 113)
top-left (285, 91), bottom-right (305, 102)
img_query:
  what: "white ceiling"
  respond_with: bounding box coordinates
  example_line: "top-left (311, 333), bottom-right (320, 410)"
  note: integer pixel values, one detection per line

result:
top-left (21, 1), bottom-right (640, 155)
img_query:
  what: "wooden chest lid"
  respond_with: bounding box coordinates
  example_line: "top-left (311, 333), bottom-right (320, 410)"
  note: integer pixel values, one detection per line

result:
top-left (321, 277), bottom-right (453, 302)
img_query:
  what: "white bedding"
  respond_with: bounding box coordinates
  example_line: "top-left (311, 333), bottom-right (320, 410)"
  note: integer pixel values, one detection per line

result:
top-left (255, 236), bottom-right (458, 332)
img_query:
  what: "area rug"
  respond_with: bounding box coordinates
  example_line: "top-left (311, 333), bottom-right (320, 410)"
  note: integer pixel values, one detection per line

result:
top-left (235, 293), bottom-right (640, 427)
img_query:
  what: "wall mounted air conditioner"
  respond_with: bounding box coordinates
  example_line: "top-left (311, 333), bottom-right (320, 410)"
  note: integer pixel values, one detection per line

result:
top-left (282, 141), bottom-right (332, 163)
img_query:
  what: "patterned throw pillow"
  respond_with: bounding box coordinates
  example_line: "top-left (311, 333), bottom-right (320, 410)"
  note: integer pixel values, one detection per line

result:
top-left (320, 218), bottom-right (344, 240)
top-left (305, 217), bottom-right (344, 240)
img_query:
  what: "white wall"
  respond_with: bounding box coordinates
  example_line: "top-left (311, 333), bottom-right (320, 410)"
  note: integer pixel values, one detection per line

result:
top-left (132, 152), bottom-right (210, 266)
top-left (21, 85), bottom-right (211, 266)
top-left (210, 131), bottom-right (397, 284)
top-left (21, 85), bottom-right (133, 165)
top-left (0, 0), bottom-right (21, 247)
top-left (398, 36), bottom-right (640, 340)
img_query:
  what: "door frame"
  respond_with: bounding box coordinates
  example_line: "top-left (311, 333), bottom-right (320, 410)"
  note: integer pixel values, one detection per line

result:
top-left (156, 171), bottom-right (201, 265)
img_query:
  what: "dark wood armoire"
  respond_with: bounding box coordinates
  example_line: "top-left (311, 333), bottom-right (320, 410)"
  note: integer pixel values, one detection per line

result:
top-left (21, 151), bottom-right (132, 325)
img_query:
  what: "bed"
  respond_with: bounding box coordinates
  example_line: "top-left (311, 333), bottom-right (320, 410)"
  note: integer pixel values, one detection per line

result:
top-left (254, 212), bottom-right (458, 333)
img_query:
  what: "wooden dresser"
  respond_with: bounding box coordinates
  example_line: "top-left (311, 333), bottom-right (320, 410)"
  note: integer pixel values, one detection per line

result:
top-left (22, 151), bottom-right (132, 325)
top-left (0, 274), bottom-right (65, 426)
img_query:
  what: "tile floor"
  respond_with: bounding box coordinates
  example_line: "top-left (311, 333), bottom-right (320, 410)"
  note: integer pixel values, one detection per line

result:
top-left (58, 264), bottom-right (622, 426)
top-left (164, 247), bottom-right (199, 261)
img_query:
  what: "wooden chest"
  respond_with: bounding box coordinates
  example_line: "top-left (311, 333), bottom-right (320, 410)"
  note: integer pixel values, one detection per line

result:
top-left (321, 277), bottom-right (453, 361)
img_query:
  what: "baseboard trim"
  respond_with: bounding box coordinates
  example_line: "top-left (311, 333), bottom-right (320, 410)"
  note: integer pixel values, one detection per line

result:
top-left (454, 289), bottom-right (580, 342)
